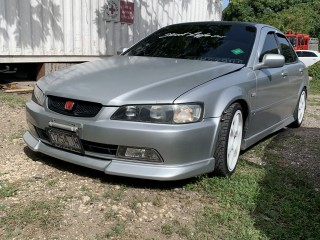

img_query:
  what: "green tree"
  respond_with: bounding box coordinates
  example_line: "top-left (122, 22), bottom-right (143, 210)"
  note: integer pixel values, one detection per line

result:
top-left (223, 0), bottom-right (320, 38)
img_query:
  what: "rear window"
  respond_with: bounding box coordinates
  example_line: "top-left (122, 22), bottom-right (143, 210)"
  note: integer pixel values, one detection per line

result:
top-left (125, 23), bottom-right (257, 65)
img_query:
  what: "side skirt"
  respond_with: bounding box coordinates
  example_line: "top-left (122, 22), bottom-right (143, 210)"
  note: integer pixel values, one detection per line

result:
top-left (241, 115), bottom-right (295, 150)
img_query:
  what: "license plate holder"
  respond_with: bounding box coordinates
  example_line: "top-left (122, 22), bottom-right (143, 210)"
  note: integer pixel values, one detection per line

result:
top-left (46, 128), bottom-right (84, 154)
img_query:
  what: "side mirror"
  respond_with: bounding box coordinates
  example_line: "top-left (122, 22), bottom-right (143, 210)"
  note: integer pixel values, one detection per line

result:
top-left (254, 54), bottom-right (285, 70)
top-left (117, 48), bottom-right (129, 55)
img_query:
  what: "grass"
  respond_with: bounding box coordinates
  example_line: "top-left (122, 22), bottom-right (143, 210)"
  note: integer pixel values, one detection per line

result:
top-left (128, 194), bottom-right (146, 211)
top-left (0, 200), bottom-right (63, 237)
top-left (151, 195), bottom-right (163, 207)
top-left (104, 209), bottom-right (119, 220)
top-left (96, 221), bottom-right (126, 239)
top-left (188, 161), bottom-right (267, 239)
top-left (79, 185), bottom-right (100, 203)
top-left (186, 134), bottom-right (320, 240)
top-left (161, 220), bottom-right (191, 238)
top-left (308, 97), bottom-right (320, 106)
top-left (308, 63), bottom-right (320, 94)
top-left (103, 186), bottom-right (126, 202)
top-left (46, 178), bottom-right (58, 187)
top-left (310, 78), bottom-right (320, 95)
top-left (0, 181), bottom-right (18, 198)
top-left (0, 90), bottom-right (28, 108)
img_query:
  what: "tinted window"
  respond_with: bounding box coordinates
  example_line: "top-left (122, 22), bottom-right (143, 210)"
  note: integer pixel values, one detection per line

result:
top-left (304, 52), bottom-right (317, 57)
top-left (125, 23), bottom-right (257, 65)
top-left (296, 51), bottom-right (303, 57)
top-left (260, 32), bottom-right (279, 62)
top-left (276, 34), bottom-right (297, 63)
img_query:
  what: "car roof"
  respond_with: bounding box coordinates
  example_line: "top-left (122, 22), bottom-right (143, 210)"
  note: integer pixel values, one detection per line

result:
top-left (167, 21), bottom-right (280, 32)
top-left (296, 50), bottom-right (319, 53)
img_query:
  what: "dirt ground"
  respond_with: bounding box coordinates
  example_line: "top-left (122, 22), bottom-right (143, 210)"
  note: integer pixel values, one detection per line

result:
top-left (0, 91), bottom-right (319, 239)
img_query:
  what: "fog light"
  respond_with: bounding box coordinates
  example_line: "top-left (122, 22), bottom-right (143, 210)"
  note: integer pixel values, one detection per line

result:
top-left (27, 121), bottom-right (37, 138)
top-left (116, 146), bottom-right (162, 162)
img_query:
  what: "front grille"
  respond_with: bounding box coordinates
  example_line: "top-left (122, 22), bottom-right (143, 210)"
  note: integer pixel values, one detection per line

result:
top-left (82, 140), bottom-right (118, 155)
top-left (48, 96), bottom-right (102, 117)
top-left (35, 127), bottom-right (118, 157)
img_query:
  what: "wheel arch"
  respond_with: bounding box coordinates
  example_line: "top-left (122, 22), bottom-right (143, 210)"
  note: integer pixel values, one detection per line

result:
top-left (204, 86), bottom-right (251, 118)
top-left (219, 97), bottom-right (249, 126)
top-left (220, 98), bottom-right (250, 144)
top-left (209, 95), bottom-right (250, 159)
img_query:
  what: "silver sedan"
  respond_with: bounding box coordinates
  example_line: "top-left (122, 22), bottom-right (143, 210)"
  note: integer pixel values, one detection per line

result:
top-left (24, 22), bottom-right (309, 180)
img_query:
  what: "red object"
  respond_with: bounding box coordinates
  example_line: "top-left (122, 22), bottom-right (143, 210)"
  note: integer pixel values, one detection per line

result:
top-left (285, 32), bottom-right (310, 50)
top-left (120, 1), bottom-right (134, 24)
top-left (64, 101), bottom-right (75, 111)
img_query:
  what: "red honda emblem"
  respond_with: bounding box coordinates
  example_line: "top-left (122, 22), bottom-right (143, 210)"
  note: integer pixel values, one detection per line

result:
top-left (64, 101), bottom-right (75, 111)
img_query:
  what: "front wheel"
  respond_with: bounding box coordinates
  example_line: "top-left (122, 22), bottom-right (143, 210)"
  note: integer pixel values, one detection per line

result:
top-left (289, 90), bottom-right (306, 128)
top-left (213, 103), bottom-right (243, 177)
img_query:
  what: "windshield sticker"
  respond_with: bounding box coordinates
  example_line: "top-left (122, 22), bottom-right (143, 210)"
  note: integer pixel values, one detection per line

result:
top-left (231, 48), bottom-right (244, 55)
top-left (159, 32), bottom-right (226, 39)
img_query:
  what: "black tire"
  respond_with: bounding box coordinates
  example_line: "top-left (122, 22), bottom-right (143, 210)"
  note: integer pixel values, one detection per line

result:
top-left (288, 90), bottom-right (306, 128)
top-left (213, 103), bottom-right (243, 177)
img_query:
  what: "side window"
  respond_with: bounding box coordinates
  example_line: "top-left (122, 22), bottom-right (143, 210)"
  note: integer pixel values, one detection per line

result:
top-left (276, 33), bottom-right (298, 63)
top-left (296, 51), bottom-right (303, 57)
top-left (259, 32), bottom-right (279, 62)
top-left (304, 52), bottom-right (317, 57)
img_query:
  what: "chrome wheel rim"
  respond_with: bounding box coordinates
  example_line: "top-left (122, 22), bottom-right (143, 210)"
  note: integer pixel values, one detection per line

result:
top-left (227, 110), bottom-right (243, 172)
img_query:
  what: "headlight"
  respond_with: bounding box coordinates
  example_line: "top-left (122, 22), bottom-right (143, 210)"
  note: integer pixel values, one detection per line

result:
top-left (32, 85), bottom-right (45, 106)
top-left (111, 103), bottom-right (203, 124)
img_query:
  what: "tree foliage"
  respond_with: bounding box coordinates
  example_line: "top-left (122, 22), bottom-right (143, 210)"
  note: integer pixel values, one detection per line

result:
top-left (223, 0), bottom-right (320, 38)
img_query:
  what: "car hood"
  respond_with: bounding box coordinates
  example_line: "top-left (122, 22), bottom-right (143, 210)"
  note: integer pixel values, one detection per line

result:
top-left (38, 56), bottom-right (244, 105)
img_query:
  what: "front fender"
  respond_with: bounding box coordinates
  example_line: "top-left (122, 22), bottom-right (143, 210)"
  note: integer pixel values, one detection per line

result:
top-left (174, 69), bottom-right (256, 118)
top-left (208, 86), bottom-right (250, 118)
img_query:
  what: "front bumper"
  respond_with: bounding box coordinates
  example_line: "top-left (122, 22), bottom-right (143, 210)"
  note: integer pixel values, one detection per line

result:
top-left (24, 100), bottom-right (220, 180)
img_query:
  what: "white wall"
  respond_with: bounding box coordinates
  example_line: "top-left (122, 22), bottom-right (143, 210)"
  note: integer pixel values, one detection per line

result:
top-left (0, 0), bottom-right (222, 63)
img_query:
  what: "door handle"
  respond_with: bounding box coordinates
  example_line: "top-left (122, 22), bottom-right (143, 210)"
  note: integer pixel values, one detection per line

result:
top-left (281, 71), bottom-right (288, 77)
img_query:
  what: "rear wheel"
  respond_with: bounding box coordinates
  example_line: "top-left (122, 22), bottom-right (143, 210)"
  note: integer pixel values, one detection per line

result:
top-left (289, 90), bottom-right (306, 128)
top-left (213, 103), bottom-right (243, 177)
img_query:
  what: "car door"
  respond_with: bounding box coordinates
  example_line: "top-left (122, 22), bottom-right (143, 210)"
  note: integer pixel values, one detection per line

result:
top-left (275, 33), bottom-right (305, 110)
top-left (248, 30), bottom-right (292, 136)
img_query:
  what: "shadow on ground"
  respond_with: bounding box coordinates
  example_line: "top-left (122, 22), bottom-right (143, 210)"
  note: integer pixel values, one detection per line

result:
top-left (251, 127), bottom-right (320, 239)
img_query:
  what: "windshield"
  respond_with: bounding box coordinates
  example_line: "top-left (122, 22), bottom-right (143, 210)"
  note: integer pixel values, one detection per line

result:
top-left (125, 23), bottom-right (256, 65)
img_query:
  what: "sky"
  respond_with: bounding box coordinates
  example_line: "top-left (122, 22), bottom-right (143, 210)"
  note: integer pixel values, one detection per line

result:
top-left (222, 0), bottom-right (230, 10)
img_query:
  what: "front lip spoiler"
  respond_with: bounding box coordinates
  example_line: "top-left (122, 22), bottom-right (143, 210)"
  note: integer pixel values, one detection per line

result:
top-left (23, 131), bottom-right (111, 171)
top-left (23, 131), bottom-right (215, 181)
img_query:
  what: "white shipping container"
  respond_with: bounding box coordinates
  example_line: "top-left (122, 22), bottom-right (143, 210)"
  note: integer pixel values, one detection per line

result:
top-left (0, 0), bottom-right (222, 63)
